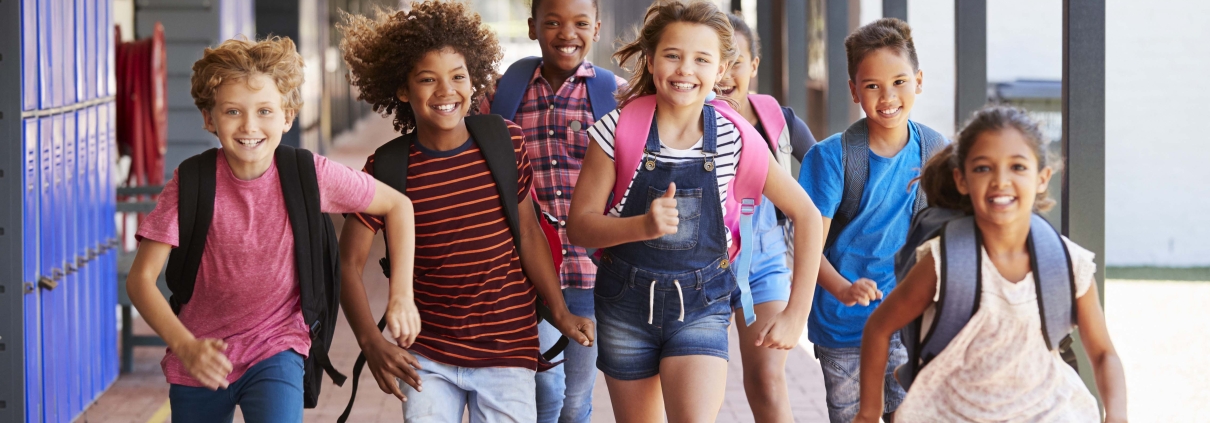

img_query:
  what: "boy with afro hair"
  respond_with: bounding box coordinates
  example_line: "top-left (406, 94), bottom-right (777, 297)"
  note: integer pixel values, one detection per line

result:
top-left (337, 2), bottom-right (595, 421)
top-left (126, 36), bottom-right (416, 422)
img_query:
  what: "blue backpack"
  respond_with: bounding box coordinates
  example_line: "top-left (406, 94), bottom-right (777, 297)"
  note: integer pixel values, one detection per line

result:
top-left (489, 56), bottom-right (618, 122)
top-left (893, 211), bottom-right (1077, 389)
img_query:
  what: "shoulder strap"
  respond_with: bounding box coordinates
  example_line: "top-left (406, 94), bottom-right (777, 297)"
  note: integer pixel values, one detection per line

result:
top-left (370, 133), bottom-right (413, 278)
top-left (465, 114), bottom-right (524, 253)
top-left (490, 56), bottom-right (544, 122)
top-left (919, 216), bottom-right (982, 369)
top-left (912, 122), bottom-right (949, 214)
top-left (607, 95), bottom-right (658, 213)
top-left (827, 118), bottom-right (872, 250)
top-left (1028, 214), bottom-right (1076, 350)
top-left (710, 99), bottom-right (769, 260)
top-left (165, 148), bottom-right (218, 314)
top-left (585, 65), bottom-right (619, 121)
top-left (747, 94), bottom-right (787, 153)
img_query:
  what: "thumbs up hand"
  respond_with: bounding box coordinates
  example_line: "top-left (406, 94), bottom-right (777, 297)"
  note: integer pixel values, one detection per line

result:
top-left (646, 182), bottom-right (680, 240)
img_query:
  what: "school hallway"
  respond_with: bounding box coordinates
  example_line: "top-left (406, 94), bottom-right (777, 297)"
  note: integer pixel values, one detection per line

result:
top-left (76, 115), bottom-right (831, 422)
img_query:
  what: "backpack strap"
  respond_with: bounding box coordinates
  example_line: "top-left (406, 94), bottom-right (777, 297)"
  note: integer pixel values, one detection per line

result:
top-left (747, 94), bottom-right (792, 171)
top-left (919, 216), bottom-right (982, 370)
top-left (1028, 214), bottom-right (1077, 350)
top-left (371, 133), bottom-right (413, 277)
top-left (827, 118), bottom-right (871, 250)
top-left (913, 123), bottom-right (949, 213)
top-left (466, 114), bottom-right (524, 252)
top-left (585, 65), bottom-right (619, 121)
top-left (490, 56), bottom-right (544, 122)
top-left (165, 148), bottom-right (218, 314)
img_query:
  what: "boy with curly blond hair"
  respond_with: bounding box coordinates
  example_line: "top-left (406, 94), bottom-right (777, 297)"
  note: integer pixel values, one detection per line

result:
top-left (337, 2), bottom-right (594, 421)
top-left (126, 36), bottom-right (416, 422)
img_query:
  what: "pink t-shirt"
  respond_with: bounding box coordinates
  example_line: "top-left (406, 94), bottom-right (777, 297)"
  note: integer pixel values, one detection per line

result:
top-left (137, 149), bottom-right (376, 387)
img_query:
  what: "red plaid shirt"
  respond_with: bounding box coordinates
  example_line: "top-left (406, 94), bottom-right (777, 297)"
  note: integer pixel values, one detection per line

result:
top-left (480, 61), bottom-right (627, 289)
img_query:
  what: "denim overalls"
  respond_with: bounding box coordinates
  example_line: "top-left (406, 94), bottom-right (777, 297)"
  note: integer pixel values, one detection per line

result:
top-left (594, 105), bottom-right (737, 381)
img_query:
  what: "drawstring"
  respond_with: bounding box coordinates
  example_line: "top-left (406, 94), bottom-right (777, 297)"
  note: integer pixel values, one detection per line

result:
top-left (647, 280), bottom-right (687, 325)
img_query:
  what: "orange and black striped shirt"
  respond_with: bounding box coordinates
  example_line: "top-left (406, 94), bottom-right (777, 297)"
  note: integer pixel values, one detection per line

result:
top-left (356, 123), bottom-right (540, 370)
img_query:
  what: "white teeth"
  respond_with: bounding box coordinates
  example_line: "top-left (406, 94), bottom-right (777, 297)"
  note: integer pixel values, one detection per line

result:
top-left (434, 103), bottom-right (457, 112)
top-left (990, 196), bottom-right (1015, 205)
top-left (558, 46), bottom-right (577, 54)
top-left (879, 107), bottom-right (901, 116)
top-left (236, 139), bottom-right (262, 146)
top-left (672, 82), bottom-right (695, 90)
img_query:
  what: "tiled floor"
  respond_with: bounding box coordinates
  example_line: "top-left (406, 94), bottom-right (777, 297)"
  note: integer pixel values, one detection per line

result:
top-left (79, 116), bottom-right (829, 422)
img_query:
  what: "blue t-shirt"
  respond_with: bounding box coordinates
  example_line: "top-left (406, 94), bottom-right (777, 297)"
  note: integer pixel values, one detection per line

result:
top-left (797, 120), bottom-right (923, 348)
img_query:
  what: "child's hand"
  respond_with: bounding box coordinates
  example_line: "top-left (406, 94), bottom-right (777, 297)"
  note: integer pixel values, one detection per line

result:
top-left (552, 310), bottom-right (596, 347)
top-left (175, 338), bottom-right (233, 390)
top-left (645, 182), bottom-right (680, 239)
top-left (362, 337), bottom-right (423, 401)
top-left (839, 278), bottom-right (883, 306)
top-left (755, 309), bottom-right (807, 350)
top-left (385, 298), bottom-right (422, 348)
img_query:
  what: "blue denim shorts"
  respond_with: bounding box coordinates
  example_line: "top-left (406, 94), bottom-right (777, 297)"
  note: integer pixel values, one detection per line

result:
top-left (730, 234), bottom-right (792, 310)
top-left (593, 254), bottom-right (735, 381)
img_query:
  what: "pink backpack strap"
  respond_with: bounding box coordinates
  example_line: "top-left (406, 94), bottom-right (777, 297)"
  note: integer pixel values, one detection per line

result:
top-left (607, 95), bottom-right (658, 212)
top-left (747, 94), bottom-right (786, 152)
top-left (709, 99), bottom-right (769, 260)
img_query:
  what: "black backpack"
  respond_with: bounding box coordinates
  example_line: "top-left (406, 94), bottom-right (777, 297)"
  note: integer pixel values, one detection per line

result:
top-left (893, 210), bottom-right (1077, 389)
top-left (338, 114), bottom-right (568, 422)
top-left (825, 119), bottom-right (948, 250)
top-left (166, 145), bottom-right (347, 408)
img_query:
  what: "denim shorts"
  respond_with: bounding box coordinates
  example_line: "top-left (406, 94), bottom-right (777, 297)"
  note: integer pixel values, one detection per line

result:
top-left (594, 254), bottom-right (735, 381)
top-left (813, 334), bottom-right (909, 423)
top-left (730, 233), bottom-right (792, 311)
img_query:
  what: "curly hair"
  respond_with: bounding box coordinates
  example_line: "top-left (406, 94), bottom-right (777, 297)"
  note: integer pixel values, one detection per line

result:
top-left (613, 1), bottom-right (737, 108)
top-left (339, 1), bottom-right (502, 133)
top-left (190, 36), bottom-right (305, 113)
top-left (844, 17), bottom-right (918, 82)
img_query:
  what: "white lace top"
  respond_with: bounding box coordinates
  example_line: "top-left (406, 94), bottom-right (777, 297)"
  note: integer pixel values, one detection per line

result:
top-left (895, 236), bottom-right (1099, 422)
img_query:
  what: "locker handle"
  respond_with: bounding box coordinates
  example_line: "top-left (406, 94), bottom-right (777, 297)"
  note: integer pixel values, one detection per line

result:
top-left (24, 282), bottom-right (36, 294)
top-left (38, 276), bottom-right (58, 291)
top-left (52, 267), bottom-right (64, 282)
top-left (76, 255), bottom-right (87, 268)
top-left (86, 247), bottom-right (97, 261)
top-left (66, 262), bottom-right (77, 275)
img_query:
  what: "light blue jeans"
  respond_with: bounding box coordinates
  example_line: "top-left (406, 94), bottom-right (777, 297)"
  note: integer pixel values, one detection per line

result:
top-left (400, 353), bottom-right (536, 423)
top-left (813, 333), bottom-right (909, 423)
top-left (168, 350), bottom-right (303, 423)
top-left (536, 288), bottom-right (598, 423)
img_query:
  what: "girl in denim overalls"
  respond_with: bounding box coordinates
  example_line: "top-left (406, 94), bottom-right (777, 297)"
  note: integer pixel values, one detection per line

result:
top-left (567, 2), bottom-right (825, 421)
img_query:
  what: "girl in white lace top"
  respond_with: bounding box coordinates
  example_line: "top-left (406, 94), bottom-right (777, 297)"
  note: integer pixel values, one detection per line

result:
top-left (853, 106), bottom-right (1127, 423)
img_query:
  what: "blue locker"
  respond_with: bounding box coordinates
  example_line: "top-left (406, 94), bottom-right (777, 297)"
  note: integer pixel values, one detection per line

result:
top-left (103, 0), bottom-right (115, 97)
top-left (85, 105), bottom-right (102, 400)
top-left (22, 0), bottom-right (39, 111)
top-left (38, 116), bottom-right (59, 423)
top-left (100, 102), bottom-right (118, 384)
top-left (74, 0), bottom-right (87, 102)
top-left (37, 0), bottom-right (52, 108)
top-left (25, 119), bottom-right (44, 423)
top-left (49, 0), bottom-right (64, 108)
top-left (63, 113), bottom-right (82, 420)
top-left (53, 113), bottom-right (70, 423)
top-left (82, 0), bottom-right (95, 101)
top-left (63, 0), bottom-right (77, 106)
top-left (95, 0), bottom-right (106, 99)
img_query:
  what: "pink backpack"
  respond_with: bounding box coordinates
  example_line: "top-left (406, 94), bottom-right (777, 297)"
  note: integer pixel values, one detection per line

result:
top-left (747, 94), bottom-right (794, 171)
top-left (608, 94), bottom-right (769, 325)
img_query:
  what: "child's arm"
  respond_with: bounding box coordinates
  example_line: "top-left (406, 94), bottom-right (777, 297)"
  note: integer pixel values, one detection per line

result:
top-left (1075, 283), bottom-right (1128, 421)
top-left (359, 181), bottom-right (419, 348)
top-left (337, 215), bottom-right (422, 400)
top-left (126, 240), bottom-right (233, 390)
top-left (854, 254), bottom-right (937, 422)
top-left (567, 140), bottom-right (676, 248)
top-left (817, 217), bottom-right (883, 306)
top-left (754, 151), bottom-right (822, 349)
top-left (517, 194), bottom-right (595, 346)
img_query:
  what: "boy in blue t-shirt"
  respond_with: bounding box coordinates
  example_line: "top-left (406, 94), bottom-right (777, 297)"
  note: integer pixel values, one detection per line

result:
top-left (797, 18), bottom-right (947, 423)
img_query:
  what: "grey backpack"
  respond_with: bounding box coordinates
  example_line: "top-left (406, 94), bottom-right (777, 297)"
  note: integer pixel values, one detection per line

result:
top-left (894, 212), bottom-right (1077, 389)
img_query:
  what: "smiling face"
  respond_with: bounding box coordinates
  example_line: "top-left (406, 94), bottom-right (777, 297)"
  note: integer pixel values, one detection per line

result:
top-left (849, 47), bottom-right (922, 132)
top-left (202, 74), bottom-right (295, 178)
top-left (717, 33), bottom-right (758, 98)
top-left (397, 48), bottom-right (474, 133)
top-left (954, 128), bottom-right (1053, 226)
top-left (529, 0), bottom-right (600, 74)
top-left (647, 22), bottom-right (727, 109)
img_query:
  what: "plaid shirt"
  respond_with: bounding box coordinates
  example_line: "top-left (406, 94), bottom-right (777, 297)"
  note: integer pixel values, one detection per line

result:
top-left (480, 61), bottom-right (627, 289)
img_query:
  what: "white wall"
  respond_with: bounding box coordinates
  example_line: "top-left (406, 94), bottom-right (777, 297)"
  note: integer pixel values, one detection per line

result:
top-left (1105, 0), bottom-right (1210, 266)
top-left (987, 0), bottom-right (1061, 82)
top-left (907, 0), bottom-right (956, 137)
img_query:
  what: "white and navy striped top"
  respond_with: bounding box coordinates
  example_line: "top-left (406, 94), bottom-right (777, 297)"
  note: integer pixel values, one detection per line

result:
top-left (587, 107), bottom-right (743, 248)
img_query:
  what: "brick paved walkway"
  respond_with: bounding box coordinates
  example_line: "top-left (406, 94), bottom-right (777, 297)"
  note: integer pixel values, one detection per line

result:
top-left (79, 116), bottom-right (829, 422)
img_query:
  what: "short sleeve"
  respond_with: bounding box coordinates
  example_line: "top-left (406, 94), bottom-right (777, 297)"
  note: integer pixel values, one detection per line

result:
top-left (136, 169), bottom-right (182, 247)
top-left (587, 109), bottom-right (621, 160)
top-left (798, 137), bottom-right (844, 218)
top-left (314, 154), bottom-right (376, 214)
top-left (350, 154), bottom-right (385, 233)
top-left (1063, 237), bottom-right (1097, 298)
top-left (915, 237), bottom-right (944, 302)
top-left (509, 121), bottom-right (534, 200)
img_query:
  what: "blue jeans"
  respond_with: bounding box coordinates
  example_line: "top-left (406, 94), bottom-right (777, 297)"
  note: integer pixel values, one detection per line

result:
top-left (401, 353), bottom-right (537, 422)
top-left (169, 350), bottom-right (304, 423)
top-left (535, 287), bottom-right (598, 423)
top-left (813, 334), bottom-right (909, 423)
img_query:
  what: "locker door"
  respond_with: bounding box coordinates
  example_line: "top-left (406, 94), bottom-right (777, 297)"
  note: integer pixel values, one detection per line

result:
top-left (21, 0), bottom-right (39, 110)
top-left (62, 0), bottom-right (77, 106)
top-left (53, 113), bottom-right (70, 423)
top-left (103, 0), bottom-right (115, 97)
top-left (86, 105), bottom-right (101, 399)
top-left (24, 119), bottom-right (43, 423)
top-left (74, 0), bottom-right (86, 102)
top-left (38, 116), bottom-right (58, 423)
top-left (37, 0), bottom-right (51, 107)
top-left (49, 0), bottom-right (63, 107)
top-left (83, 0), bottom-right (95, 101)
top-left (94, 0), bottom-right (105, 99)
top-left (63, 113), bottom-right (81, 419)
top-left (101, 102), bottom-right (119, 383)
